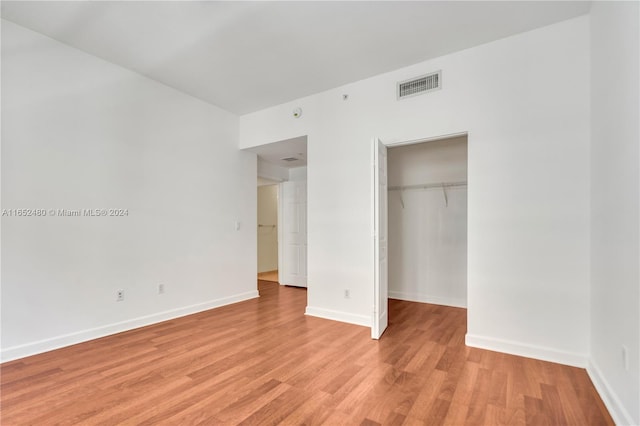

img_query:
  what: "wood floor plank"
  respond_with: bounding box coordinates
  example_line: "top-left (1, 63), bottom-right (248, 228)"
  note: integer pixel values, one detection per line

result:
top-left (403, 368), bottom-right (448, 421)
top-left (487, 370), bottom-right (509, 408)
top-left (442, 401), bottom-right (471, 425)
top-left (279, 390), bottom-right (333, 425)
top-left (236, 386), bottom-right (311, 425)
top-left (465, 367), bottom-right (493, 424)
top-left (382, 410), bottom-right (406, 426)
top-left (215, 378), bottom-right (291, 423)
top-left (448, 360), bottom-right (480, 407)
top-left (0, 281), bottom-right (614, 425)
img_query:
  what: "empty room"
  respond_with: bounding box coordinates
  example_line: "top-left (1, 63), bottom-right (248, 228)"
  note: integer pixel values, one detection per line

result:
top-left (1, 1), bottom-right (638, 425)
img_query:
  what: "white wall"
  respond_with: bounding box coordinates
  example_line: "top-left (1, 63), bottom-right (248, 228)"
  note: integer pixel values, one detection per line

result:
top-left (288, 166), bottom-right (307, 182)
top-left (589, 2), bottom-right (640, 425)
top-left (1, 20), bottom-right (257, 361)
top-left (240, 17), bottom-right (591, 362)
top-left (388, 137), bottom-right (467, 308)
top-left (257, 185), bottom-right (278, 273)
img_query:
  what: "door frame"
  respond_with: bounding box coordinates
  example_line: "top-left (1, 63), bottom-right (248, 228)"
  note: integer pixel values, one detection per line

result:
top-left (372, 131), bottom-right (468, 339)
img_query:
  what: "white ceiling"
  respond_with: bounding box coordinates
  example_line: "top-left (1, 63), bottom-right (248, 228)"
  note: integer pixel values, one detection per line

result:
top-left (247, 136), bottom-right (307, 169)
top-left (1, 1), bottom-right (591, 115)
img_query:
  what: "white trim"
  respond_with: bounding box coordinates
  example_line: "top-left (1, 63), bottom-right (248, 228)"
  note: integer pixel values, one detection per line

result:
top-left (1, 291), bottom-right (259, 363)
top-left (587, 359), bottom-right (636, 426)
top-left (386, 131), bottom-right (468, 149)
top-left (465, 333), bottom-right (588, 368)
top-left (305, 306), bottom-right (370, 327)
top-left (389, 291), bottom-right (466, 308)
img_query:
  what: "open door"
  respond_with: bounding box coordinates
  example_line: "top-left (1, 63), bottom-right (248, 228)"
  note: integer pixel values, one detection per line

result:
top-left (372, 138), bottom-right (388, 339)
top-left (279, 180), bottom-right (307, 287)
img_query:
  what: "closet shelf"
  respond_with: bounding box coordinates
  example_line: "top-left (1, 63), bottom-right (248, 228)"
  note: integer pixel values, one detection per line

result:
top-left (390, 181), bottom-right (467, 208)
top-left (388, 181), bottom-right (467, 191)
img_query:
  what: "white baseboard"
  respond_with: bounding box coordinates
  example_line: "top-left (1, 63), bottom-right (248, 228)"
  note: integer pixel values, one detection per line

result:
top-left (388, 290), bottom-right (466, 308)
top-left (587, 359), bottom-right (636, 426)
top-left (1, 290), bottom-right (259, 363)
top-left (305, 306), bottom-right (371, 327)
top-left (465, 333), bottom-right (588, 368)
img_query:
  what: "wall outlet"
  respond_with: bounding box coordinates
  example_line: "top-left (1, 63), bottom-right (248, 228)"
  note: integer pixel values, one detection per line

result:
top-left (622, 345), bottom-right (629, 371)
top-left (344, 289), bottom-right (350, 299)
top-left (158, 283), bottom-right (165, 295)
top-left (116, 289), bottom-right (124, 302)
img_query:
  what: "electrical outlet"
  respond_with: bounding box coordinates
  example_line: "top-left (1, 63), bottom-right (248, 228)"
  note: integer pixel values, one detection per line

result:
top-left (116, 289), bottom-right (124, 302)
top-left (344, 289), bottom-right (350, 299)
top-left (158, 283), bottom-right (165, 295)
top-left (622, 345), bottom-right (629, 371)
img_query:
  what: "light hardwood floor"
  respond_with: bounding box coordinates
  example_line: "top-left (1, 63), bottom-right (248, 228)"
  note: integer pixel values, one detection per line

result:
top-left (257, 270), bottom-right (279, 283)
top-left (1, 281), bottom-right (613, 425)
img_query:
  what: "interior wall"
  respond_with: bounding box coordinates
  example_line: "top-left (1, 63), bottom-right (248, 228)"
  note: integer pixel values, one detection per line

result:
top-left (240, 16), bottom-right (591, 364)
top-left (589, 2), bottom-right (640, 424)
top-left (1, 20), bottom-right (257, 361)
top-left (388, 137), bottom-right (467, 308)
top-left (289, 166), bottom-right (307, 182)
top-left (257, 185), bottom-right (278, 273)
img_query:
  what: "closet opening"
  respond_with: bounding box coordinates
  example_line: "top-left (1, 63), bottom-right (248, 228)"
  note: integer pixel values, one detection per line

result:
top-left (387, 135), bottom-right (468, 310)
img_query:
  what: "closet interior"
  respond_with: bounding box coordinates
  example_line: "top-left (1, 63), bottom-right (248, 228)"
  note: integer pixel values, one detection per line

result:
top-left (388, 136), bottom-right (468, 308)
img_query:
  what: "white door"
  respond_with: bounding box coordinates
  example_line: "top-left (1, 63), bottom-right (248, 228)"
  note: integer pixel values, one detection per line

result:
top-left (279, 181), bottom-right (307, 287)
top-left (372, 138), bottom-right (388, 339)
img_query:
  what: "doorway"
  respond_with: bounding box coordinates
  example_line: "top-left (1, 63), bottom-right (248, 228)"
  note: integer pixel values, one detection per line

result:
top-left (256, 177), bottom-right (308, 288)
top-left (373, 133), bottom-right (468, 338)
top-left (245, 136), bottom-right (308, 290)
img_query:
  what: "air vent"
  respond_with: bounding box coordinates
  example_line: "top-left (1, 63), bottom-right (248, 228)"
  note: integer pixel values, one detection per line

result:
top-left (280, 157), bottom-right (299, 162)
top-left (397, 71), bottom-right (441, 99)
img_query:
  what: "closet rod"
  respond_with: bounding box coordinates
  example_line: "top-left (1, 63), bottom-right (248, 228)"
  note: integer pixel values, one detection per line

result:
top-left (388, 181), bottom-right (467, 191)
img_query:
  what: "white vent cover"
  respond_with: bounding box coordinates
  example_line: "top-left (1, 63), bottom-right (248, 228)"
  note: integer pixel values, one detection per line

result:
top-left (397, 71), bottom-right (441, 99)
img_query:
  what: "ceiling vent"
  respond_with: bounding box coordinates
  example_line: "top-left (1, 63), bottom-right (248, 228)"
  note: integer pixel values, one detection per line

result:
top-left (397, 71), bottom-right (441, 100)
top-left (280, 157), bottom-right (299, 162)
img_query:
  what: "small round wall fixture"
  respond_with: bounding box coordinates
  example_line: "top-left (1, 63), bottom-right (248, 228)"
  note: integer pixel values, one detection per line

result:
top-left (293, 107), bottom-right (302, 118)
